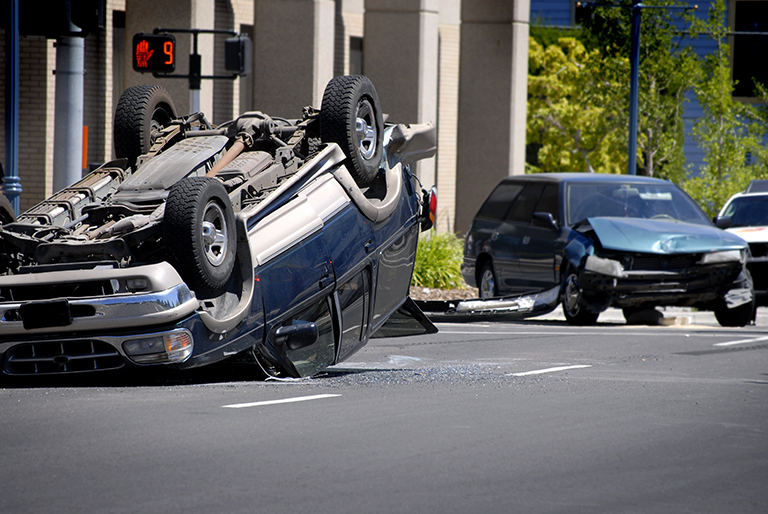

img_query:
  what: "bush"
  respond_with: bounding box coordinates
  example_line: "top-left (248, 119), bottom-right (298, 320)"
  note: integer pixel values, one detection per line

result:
top-left (411, 230), bottom-right (466, 289)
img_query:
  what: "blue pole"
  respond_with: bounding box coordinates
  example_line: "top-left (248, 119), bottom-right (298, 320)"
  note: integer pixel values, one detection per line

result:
top-left (627, 0), bottom-right (642, 176)
top-left (3, 0), bottom-right (22, 213)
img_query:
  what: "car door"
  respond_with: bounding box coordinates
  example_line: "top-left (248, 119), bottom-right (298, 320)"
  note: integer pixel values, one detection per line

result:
top-left (518, 184), bottom-right (560, 290)
top-left (495, 183), bottom-right (544, 293)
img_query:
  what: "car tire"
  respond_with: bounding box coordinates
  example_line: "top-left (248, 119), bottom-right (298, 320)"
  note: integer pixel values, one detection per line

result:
top-left (320, 75), bottom-right (384, 186)
top-left (479, 261), bottom-right (498, 299)
top-left (163, 177), bottom-right (236, 292)
top-left (714, 269), bottom-right (756, 327)
top-left (114, 85), bottom-right (177, 167)
top-left (562, 271), bottom-right (599, 325)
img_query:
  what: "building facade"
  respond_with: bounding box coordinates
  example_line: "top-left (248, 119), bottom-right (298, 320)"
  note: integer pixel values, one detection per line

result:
top-left (1, 0), bottom-right (532, 234)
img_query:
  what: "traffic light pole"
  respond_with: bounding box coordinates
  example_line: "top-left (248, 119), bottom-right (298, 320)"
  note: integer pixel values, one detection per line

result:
top-left (2, 0), bottom-right (21, 214)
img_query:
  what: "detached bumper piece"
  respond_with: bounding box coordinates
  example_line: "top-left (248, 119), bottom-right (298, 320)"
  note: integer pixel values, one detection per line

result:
top-left (4, 339), bottom-right (123, 375)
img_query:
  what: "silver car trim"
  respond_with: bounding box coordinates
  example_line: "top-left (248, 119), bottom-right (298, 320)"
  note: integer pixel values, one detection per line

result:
top-left (0, 263), bottom-right (198, 336)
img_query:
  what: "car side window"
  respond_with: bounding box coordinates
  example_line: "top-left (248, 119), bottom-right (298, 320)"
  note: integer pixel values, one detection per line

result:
top-left (534, 184), bottom-right (560, 220)
top-left (476, 183), bottom-right (523, 220)
top-left (506, 184), bottom-right (544, 223)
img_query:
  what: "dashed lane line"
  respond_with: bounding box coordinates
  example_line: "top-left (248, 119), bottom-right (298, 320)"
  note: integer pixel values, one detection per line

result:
top-left (223, 394), bottom-right (341, 409)
top-left (508, 364), bottom-right (592, 377)
top-left (713, 335), bottom-right (768, 347)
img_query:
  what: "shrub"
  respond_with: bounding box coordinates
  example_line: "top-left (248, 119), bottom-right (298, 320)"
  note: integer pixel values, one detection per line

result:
top-left (411, 230), bottom-right (466, 289)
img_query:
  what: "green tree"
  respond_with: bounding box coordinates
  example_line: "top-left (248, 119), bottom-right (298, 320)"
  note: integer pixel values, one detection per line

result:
top-left (579, 0), bottom-right (696, 180)
top-left (527, 37), bottom-right (626, 174)
top-left (683, 0), bottom-right (768, 216)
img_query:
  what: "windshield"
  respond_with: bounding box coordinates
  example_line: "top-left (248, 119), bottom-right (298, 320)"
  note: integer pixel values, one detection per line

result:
top-left (721, 195), bottom-right (768, 227)
top-left (565, 182), bottom-right (711, 226)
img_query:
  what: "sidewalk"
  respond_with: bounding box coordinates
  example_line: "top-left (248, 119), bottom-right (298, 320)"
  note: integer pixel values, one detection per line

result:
top-left (531, 305), bottom-right (768, 327)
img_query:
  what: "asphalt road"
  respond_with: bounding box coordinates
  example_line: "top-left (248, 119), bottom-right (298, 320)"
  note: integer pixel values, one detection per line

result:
top-left (2, 313), bottom-right (766, 513)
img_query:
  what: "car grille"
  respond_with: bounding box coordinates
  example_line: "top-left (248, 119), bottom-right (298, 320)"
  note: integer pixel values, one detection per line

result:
top-left (3, 340), bottom-right (124, 375)
top-left (749, 242), bottom-right (768, 258)
top-left (621, 254), bottom-right (699, 272)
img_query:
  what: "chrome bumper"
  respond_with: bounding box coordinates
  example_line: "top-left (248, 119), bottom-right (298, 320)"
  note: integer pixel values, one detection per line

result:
top-left (0, 262), bottom-right (199, 337)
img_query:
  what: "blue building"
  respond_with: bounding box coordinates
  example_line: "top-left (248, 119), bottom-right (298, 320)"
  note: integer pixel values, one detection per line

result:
top-left (529, 0), bottom-right (768, 173)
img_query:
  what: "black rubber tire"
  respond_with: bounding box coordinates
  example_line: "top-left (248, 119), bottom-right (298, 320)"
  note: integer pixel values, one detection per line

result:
top-left (714, 269), bottom-right (756, 327)
top-left (562, 270), bottom-right (599, 325)
top-left (479, 261), bottom-right (498, 299)
top-left (114, 85), bottom-right (177, 167)
top-left (163, 177), bottom-right (236, 292)
top-left (0, 194), bottom-right (16, 225)
top-left (320, 75), bottom-right (384, 186)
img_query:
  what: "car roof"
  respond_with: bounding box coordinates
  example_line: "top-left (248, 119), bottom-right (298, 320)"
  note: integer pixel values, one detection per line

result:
top-left (496, 172), bottom-right (671, 185)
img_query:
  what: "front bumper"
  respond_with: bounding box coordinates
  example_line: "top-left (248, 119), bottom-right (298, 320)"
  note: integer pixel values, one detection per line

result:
top-left (0, 262), bottom-right (201, 375)
top-left (579, 254), bottom-right (749, 309)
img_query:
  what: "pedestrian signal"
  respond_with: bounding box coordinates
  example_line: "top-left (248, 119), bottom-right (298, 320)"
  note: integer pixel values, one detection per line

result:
top-left (132, 34), bottom-right (176, 73)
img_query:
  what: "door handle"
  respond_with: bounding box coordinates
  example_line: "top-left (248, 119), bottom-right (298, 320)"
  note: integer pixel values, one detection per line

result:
top-left (319, 273), bottom-right (332, 290)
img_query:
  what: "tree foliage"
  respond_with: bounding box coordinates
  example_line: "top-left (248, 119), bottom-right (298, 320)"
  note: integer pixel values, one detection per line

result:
top-left (527, 37), bottom-right (626, 174)
top-left (578, 0), bottom-right (696, 180)
top-left (682, 0), bottom-right (768, 216)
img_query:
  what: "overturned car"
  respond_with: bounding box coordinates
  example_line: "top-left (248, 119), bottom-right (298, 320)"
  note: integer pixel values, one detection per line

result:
top-left (462, 173), bottom-right (754, 326)
top-left (0, 75), bottom-right (437, 378)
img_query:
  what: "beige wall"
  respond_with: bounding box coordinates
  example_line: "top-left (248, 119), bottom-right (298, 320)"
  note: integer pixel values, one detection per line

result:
top-left (3, 0), bottom-right (531, 235)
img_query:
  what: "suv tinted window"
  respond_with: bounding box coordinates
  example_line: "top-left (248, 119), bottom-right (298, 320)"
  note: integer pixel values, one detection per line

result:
top-left (507, 183), bottom-right (544, 223)
top-left (534, 184), bottom-right (559, 219)
top-left (476, 182), bottom-right (523, 220)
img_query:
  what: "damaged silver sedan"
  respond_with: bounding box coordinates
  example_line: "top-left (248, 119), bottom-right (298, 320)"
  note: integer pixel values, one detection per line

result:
top-left (462, 173), bottom-right (754, 326)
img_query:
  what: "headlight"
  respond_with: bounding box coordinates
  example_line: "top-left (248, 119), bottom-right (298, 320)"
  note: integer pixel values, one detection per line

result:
top-left (123, 330), bottom-right (194, 364)
top-left (699, 250), bottom-right (745, 264)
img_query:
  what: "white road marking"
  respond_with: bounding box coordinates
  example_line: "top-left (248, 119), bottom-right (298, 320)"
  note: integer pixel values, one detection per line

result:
top-left (222, 394), bottom-right (341, 409)
top-left (713, 335), bottom-right (768, 347)
top-left (508, 364), bottom-right (592, 377)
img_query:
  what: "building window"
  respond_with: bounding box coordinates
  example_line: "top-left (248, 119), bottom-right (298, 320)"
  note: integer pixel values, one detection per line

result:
top-left (732, 1), bottom-right (768, 97)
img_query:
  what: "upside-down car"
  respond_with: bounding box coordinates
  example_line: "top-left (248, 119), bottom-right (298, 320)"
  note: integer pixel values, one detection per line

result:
top-left (0, 75), bottom-right (437, 378)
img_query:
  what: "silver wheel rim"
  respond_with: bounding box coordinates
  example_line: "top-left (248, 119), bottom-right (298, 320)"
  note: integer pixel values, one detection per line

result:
top-left (201, 201), bottom-right (228, 267)
top-left (355, 99), bottom-right (377, 160)
top-left (563, 274), bottom-right (582, 317)
top-left (480, 268), bottom-right (495, 299)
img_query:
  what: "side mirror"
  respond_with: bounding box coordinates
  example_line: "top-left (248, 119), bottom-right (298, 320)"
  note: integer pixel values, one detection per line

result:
top-left (532, 212), bottom-right (558, 231)
top-left (274, 321), bottom-right (318, 351)
top-left (713, 215), bottom-right (732, 229)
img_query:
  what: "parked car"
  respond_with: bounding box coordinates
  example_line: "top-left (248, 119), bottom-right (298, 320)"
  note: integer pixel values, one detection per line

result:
top-left (462, 173), bottom-right (754, 326)
top-left (0, 75), bottom-right (437, 379)
top-left (717, 182), bottom-right (768, 306)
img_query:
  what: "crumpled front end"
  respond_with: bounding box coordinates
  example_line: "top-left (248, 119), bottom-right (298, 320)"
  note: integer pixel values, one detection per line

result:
top-left (578, 249), bottom-right (751, 311)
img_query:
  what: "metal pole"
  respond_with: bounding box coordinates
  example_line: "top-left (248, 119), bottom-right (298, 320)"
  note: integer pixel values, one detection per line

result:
top-left (627, 0), bottom-right (642, 176)
top-left (52, 32), bottom-right (85, 193)
top-left (2, 0), bottom-right (22, 213)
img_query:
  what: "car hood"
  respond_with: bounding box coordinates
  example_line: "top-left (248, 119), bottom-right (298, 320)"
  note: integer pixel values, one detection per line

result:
top-left (586, 217), bottom-right (748, 254)
top-left (726, 226), bottom-right (768, 243)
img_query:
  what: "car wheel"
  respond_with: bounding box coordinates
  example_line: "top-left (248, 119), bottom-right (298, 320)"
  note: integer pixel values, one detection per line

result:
top-left (163, 177), bottom-right (236, 292)
top-left (562, 271), bottom-right (599, 325)
top-left (320, 75), bottom-right (384, 186)
top-left (479, 262), bottom-right (497, 299)
top-left (114, 85), bottom-right (177, 167)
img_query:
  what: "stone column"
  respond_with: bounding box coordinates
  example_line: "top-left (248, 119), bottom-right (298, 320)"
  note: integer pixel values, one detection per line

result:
top-left (253, 0), bottom-right (335, 117)
top-left (455, 0), bottom-right (529, 235)
top-left (436, 0), bottom-right (460, 233)
top-left (363, 0), bottom-right (439, 189)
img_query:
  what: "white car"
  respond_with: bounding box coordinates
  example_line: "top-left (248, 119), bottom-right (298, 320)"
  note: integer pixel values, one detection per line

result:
top-left (718, 181), bottom-right (768, 306)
